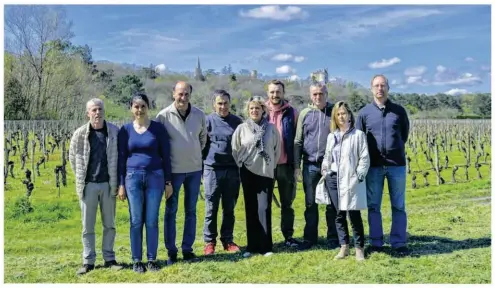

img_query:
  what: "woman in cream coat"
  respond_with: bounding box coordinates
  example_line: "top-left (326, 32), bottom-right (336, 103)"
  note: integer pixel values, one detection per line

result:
top-left (322, 101), bottom-right (370, 261)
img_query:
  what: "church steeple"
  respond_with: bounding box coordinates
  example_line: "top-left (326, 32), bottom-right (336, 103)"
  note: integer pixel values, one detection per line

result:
top-left (195, 56), bottom-right (205, 82)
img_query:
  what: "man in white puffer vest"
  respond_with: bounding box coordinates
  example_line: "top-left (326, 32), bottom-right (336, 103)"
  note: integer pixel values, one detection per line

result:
top-left (69, 98), bottom-right (122, 275)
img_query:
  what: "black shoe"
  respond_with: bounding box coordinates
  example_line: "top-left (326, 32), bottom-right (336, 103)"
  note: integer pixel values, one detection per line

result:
top-left (327, 239), bottom-right (340, 249)
top-left (183, 252), bottom-right (200, 263)
top-left (367, 246), bottom-right (384, 255)
top-left (104, 260), bottom-right (123, 271)
top-left (133, 262), bottom-right (146, 273)
top-left (76, 264), bottom-right (94, 275)
top-left (284, 237), bottom-right (302, 248)
top-left (167, 254), bottom-right (178, 266)
top-left (297, 240), bottom-right (313, 251)
top-left (147, 261), bottom-right (160, 272)
top-left (394, 246), bottom-right (410, 256)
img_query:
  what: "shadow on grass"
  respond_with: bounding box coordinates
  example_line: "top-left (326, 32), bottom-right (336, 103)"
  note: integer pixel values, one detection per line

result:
top-left (95, 234), bottom-right (490, 272)
top-left (404, 235), bottom-right (491, 258)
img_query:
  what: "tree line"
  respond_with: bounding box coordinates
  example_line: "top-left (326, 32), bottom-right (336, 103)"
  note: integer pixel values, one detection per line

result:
top-left (4, 6), bottom-right (491, 121)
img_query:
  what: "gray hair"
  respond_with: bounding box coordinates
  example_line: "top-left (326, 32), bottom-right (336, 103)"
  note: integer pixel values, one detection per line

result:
top-left (309, 82), bottom-right (328, 94)
top-left (86, 98), bottom-right (104, 111)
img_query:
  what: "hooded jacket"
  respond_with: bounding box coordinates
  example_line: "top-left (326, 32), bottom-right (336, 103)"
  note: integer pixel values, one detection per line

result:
top-left (294, 102), bottom-right (334, 168)
top-left (321, 127), bottom-right (370, 210)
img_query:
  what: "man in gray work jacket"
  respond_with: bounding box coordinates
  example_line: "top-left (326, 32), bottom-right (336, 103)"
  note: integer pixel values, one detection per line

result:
top-left (294, 83), bottom-right (338, 251)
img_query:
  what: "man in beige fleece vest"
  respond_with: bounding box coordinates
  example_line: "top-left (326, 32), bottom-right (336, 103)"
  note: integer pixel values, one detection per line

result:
top-left (69, 98), bottom-right (122, 275)
top-left (156, 81), bottom-right (207, 265)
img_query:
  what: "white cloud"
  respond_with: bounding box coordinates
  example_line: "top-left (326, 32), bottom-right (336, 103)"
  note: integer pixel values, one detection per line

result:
top-left (406, 76), bottom-right (422, 84)
top-left (391, 79), bottom-right (399, 85)
top-left (271, 53), bottom-right (305, 63)
top-left (240, 5), bottom-right (308, 21)
top-left (465, 57), bottom-right (475, 62)
top-left (268, 31), bottom-right (287, 40)
top-left (294, 56), bottom-right (305, 62)
top-left (445, 88), bottom-right (469, 96)
top-left (433, 66), bottom-right (482, 86)
top-left (368, 57), bottom-right (401, 69)
top-left (288, 75), bottom-right (300, 81)
top-left (272, 53), bottom-right (293, 61)
top-left (404, 66), bottom-right (427, 76)
top-left (333, 8), bottom-right (443, 40)
top-left (436, 65), bottom-right (447, 72)
top-left (276, 65), bottom-right (295, 74)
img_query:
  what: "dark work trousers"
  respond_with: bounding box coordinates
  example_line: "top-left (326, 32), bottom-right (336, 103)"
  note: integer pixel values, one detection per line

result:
top-left (203, 167), bottom-right (240, 244)
top-left (240, 165), bottom-right (273, 254)
top-left (273, 163), bottom-right (296, 240)
top-left (302, 162), bottom-right (338, 244)
top-left (326, 171), bottom-right (365, 248)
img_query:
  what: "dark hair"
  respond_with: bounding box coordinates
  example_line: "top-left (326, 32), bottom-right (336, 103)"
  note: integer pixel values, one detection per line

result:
top-left (212, 89), bottom-right (231, 104)
top-left (268, 79), bottom-right (285, 93)
top-left (130, 92), bottom-right (150, 108)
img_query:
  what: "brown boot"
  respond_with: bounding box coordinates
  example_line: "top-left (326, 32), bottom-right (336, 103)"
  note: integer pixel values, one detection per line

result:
top-left (334, 244), bottom-right (349, 259)
top-left (355, 247), bottom-right (365, 261)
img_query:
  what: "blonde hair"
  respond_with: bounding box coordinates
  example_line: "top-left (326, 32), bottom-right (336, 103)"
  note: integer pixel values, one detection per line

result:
top-left (244, 96), bottom-right (268, 118)
top-left (330, 101), bottom-right (355, 132)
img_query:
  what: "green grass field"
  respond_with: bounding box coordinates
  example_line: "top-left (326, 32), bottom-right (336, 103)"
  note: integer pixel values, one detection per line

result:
top-left (3, 144), bottom-right (491, 284)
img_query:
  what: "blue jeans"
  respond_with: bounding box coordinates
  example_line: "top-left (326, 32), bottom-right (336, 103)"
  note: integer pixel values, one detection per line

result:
top-left (366, 166), bottom-right (407, 248)
top-left (164, 170), bottom-right (202, 255)
top-left (125, 169), bottom-right (165, 262)
top-left (302, 162), bottom-right (338, 244)
top-left (203, 167), bottom-right (240, 244)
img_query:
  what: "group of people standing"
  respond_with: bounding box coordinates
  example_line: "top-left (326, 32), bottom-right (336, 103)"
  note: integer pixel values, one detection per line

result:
top-left (69, 74), bottom-right (410, 275)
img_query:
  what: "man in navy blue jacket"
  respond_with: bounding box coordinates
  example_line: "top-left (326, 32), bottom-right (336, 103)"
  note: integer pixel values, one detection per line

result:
top-left (356, 74), bottom-right (410, 256)
top-left (201, 89), bottom-right (243, 256)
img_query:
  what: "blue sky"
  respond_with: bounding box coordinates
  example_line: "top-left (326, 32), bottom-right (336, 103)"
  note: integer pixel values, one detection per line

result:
top-left (63, 4), bottom-right (491, 95)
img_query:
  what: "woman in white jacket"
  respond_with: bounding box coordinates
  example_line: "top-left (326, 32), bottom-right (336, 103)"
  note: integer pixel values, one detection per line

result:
top-left (322, 101), bottom-right (370, 261)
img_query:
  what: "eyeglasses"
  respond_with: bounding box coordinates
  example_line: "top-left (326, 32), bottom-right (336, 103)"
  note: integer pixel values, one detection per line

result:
top-left (249, 95), bottom-right (264, 101)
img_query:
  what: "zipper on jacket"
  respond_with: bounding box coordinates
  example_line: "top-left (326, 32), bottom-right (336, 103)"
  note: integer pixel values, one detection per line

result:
top-left (336, 127), bottom-right (354, 207)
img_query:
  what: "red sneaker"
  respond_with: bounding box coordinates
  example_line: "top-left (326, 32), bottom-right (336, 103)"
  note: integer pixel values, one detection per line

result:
top-left (204, 242), bottom-right (216, 255)
top-left (223, 242), bottom-right (240, 252)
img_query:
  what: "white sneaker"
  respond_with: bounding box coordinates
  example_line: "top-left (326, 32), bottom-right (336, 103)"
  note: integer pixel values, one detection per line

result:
top-left (243, 252), bottom-right (252, 258)
top-left (263, 252), bottom-right (273, 257)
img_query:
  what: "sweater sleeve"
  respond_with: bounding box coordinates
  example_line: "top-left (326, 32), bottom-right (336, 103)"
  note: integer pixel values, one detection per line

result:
top-left (355, 109), bottom-right (367, 133)
top-left (199, 113), bottom-right (208, 150)
top-left (401, 109), bottom-right (410, 143)
top-left (117, 125), bottom-right (129, 186)
top-left (231, 125), bottom-right (242, 167)
top-left (157, 122), bottom-right (173, 183)
top-left (356, 131), bottom-right (370, 181)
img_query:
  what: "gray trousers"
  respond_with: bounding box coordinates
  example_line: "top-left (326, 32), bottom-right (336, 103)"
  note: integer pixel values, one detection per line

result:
top-left (80, 182), bottom-right (116, 264)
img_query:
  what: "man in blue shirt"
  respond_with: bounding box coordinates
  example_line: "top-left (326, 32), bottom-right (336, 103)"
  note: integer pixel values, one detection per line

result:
top-left (356, 74), bottom-right (410, 256)
top-left (201, 89), bottom-right (243, 256)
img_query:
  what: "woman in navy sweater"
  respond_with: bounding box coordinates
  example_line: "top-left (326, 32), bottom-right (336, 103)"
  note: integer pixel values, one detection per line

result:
top-left (117, 93), bottom-right (172, 273)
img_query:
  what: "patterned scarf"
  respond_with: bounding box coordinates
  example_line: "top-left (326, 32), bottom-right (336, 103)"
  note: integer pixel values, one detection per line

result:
top-left (246, 116), bottom-right (271, 164)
